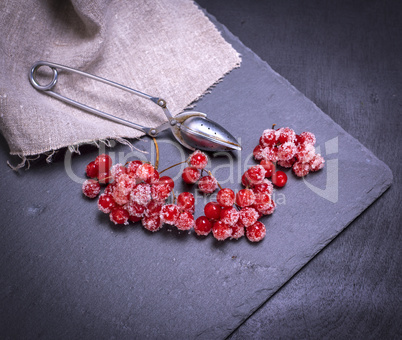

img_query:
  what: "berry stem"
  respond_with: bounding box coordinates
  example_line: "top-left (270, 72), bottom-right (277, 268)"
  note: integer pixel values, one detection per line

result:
top-left (152, 137), bottom-right (160, 170)
top-left (272, 123), bottom-right (276, 130)
top-left (159, 160), bottom-right (187, 174)
top-left (205, 169), bottom-right (223, 190)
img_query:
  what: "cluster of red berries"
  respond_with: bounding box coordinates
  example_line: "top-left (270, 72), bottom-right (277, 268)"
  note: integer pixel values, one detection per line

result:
top-left (253, 127), bottom-right (325, 178)
top-left (82, 153), bottom-right (194, 231)
top-left (193, 164), bottom-right (275, 242)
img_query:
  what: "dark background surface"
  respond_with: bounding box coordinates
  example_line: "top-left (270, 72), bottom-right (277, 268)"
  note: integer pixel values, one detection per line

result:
top-left (196, 0), bottom-right (402, 339)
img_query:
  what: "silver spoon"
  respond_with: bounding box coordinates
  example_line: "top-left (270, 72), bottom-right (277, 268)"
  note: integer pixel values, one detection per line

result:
top-left (29, 61), bottom-right (241, 152)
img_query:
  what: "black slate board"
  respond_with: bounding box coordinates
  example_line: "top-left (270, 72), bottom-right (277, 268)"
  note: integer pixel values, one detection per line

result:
top-left (0, 11), bottom-right (392, 340)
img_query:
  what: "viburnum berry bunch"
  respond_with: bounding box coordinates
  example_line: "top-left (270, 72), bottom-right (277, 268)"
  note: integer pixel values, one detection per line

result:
top-left (81, 126), bottom-right (324, 243)
top-left (253, 126), bottom-right (325, 182)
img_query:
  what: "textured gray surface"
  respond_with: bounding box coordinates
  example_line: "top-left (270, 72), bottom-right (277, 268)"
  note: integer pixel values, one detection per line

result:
top-left (0, 5), bottom-right (394, 340)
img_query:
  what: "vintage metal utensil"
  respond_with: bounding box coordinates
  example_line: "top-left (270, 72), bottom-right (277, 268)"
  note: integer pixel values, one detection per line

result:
top-left (29, 61), bottom-right (241, 152)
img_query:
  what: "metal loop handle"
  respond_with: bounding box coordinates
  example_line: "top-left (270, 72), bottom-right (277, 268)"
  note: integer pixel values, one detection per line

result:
top-left (29, 63), bottom-right (58, 91)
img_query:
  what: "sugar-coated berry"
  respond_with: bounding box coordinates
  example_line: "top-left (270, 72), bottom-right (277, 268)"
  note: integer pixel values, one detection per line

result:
top-left (262, 146), bottom-right (278, 162)
top-left (130, 182), bottom-right (152, 206)
top-left (110, 163), bottom-right (127, 181)
top-left (86, 161), bottom-right (98, 178)
top-left (176, 212), bottom-right (194, 231)
top-left (231, 221), bottom-right (245, 240)
top-left (198, 175), bottom-right (218, 194)
top-left (151, 182), bottom-right (171, 202)
top-left (236, 189), bottom-right (255, 207)
top-left (296, 131), bottom-right (316, 146)
top-left (189, 150), bottom-right (208, 169)
top-left (182, 166), bottom-right (201, 184)
top-left (246, 221), bottom-right (266, 242)
top-left (309, 154), bottom-right (325, 172)
top-left (98, 193), bottom-right (116, 213)
top-left (142, 215), bottom-right (162, 232)
top-left (277, 127), bottom-right (296, 144)
top-left (292, 161), bottom-right (310, 177)
top-left (260, 159), bottom-right (275, 178)
top-left (216, 188), bottom-right (235, 207)
top-left (177, 192), bottom-right (195, 213)
top-left (127, 160), bottom-right (142, 176)
top-left (204, 201), bottom-right (221, 220)
top-left (241, 173), bottom-right (251, 187)
top-left (109, 207), bottom-right (129, 225)
top-left (98, 171), bottom-right (111, 185)
top-left (257, 198), bottom-right (276, 215)
top-left (145, 169), bottom-right (159, 184)
top-left (95, 154), bottom-right (112, 173)
top-left (125, 201), bottom-right (146, 218)
top-left (245, 165), bottom-right (266, 185)
top-left (254, 192), bottom-right (271, 206)
top-left (239, 207), bottom-right (259, 227)
top-left (160, 204), bottom-right (180, 225)
top-left (158, 176), bottom-right (174, 190)
top-left (128, 215), bottom-right (141, 223)
top-left (296, 143), bottom-right (315, 163)
top-left (253, 145), bottom-right (266, 160)
top-left (212, 221), bottom-right (233, 241)
top-left (82, 179), bottom-right (101, 198)
top-left (253, 179), bottom-right (274, 196)
top-left (194, 216), bottom-right (212, 236)
top-left (136, 163), bottom-right (155, 183)
top-left (272, 171), bottom-right (287, 187)
top-left (260, 129), bottom-right (277, 147)
top-left (277, 158), bottom-right (296, 168)
top-left (220, 207), bottom-right (240, 226)
top-left (277, 142), bottom-right (297, 161)
top-left (104, 183), bottom-right (116, 194)
top-left (145, 200), bottom-right (163, 217)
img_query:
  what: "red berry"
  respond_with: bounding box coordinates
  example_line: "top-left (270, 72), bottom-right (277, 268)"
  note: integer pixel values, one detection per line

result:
top-left (254, 192), bottom-right (271, 206)
top-left (136, 163), bottom-right (155, 183)
top-left (110, 164), bottom-right (127, 181)
top-left (277, 158), bottom-right (297, 168)
top-left (231, 221), bottom-right (245, 240)
top-left (245, 165), bottom-right (266, 185)
top-left (189, 150), bottom-right (208, 169)
top-left (296, 143), bottom-right (315, 163)
top-left (246, 221), bottom-right (266, 242)
top-left (151, 182), bottom-right (171, 202)
top-left (109, 207), bottom-right (129, 225)
top-left (98, 171), bottom-right (111, 185)
top-left (104, 183), bottom-right (116, 194)
top-left (182, 166), bottom-right (201, 184)
top-left (260, 159), bottom-right (275, 178)
top-left (235, 189), bottom-right (255, 207)
top-left (194, 216), bottom-right (212, 236)
top-left (176, 212), bottom-right (194, 230)
top-left (82, 179), bottom-right (101, 198)
top-left (130, 183), bottom-right (152, 206)
top-left (86, 161), bottom-right (98, 178)
top-left (127, 160), bottom-right (142, 175)
top-left (309, 154), bottom-right (325, 172)
top-left (253, 144), bottom-right (266, 160)
top-left (220, 206), bottom-right (240, 226)
top-left (204, 201), bottom-right (221, 220)
top-left (296, 131), bottom-right (316, 146)
top-left (95, 154), bottom-right (112, 173)
top-left (241, 173), bottom-right (252, 187)
top-left (272, 171), bottom-right (287, 187)
top-left (253, 179), bottom-right (273, 195)
top-left (145, 169), bottom-right (159, 185)
top-left (277, 142), bottom-right (297, 161)
top-left (216, 188), bottom-right (235, 207)
top-left (145, 200), bottom-right (163, 217)
top-left (98, 193), bottom-right (116, 213)
top-left (198, 175), bottom-right (217, 194)
top-left (142, 215), bottom-right (162, 232)
top-left (177, 192), bottom-right (195, 213)
top-left (158, 176), bottom-right (174, 190)
top-left (125, 201), bottom-right (146, 218)
top-left (212, 221), bottom-right (232, 241)
top-left (239, 207), bottom-right (259, 227)
top-left (260, 129), bottom-right (277, 147)
top-left (255, 199), bottom-right (276, 215)
top-left (277, 127), bottom-right (296, 144)
top-left (128, 215), bottom-right (141, 223)
top-left (292, 161), bottom-right (310, 177)
top-left (160, 204), bottom-right (180, 225)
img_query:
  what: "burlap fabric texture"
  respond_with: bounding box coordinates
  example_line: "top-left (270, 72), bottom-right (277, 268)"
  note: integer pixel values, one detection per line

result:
top-left (0, 0), bottom-right (241, 162)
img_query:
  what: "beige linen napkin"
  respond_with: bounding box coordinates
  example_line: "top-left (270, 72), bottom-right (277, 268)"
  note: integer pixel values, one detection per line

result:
top-left (0, 0), bottom-right (241, 161)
